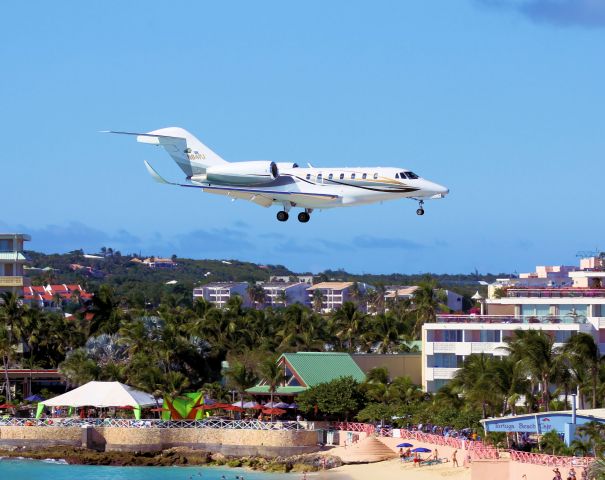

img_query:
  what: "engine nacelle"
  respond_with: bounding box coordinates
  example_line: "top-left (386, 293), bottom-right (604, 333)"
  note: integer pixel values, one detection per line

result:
top-left (203, 161), bottom-right (279, 186)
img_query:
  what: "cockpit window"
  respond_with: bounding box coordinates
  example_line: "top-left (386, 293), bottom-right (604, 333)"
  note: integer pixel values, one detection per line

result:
top-left (406, 171), bottom-right (419, 179)
top-left (395, 173), bottom-right (400, 179)
top-left (400, 172), bottom-right (408, 179)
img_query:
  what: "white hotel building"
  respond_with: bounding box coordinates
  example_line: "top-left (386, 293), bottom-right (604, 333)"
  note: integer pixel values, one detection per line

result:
top-left (422, 257), bottom-right (605, 392)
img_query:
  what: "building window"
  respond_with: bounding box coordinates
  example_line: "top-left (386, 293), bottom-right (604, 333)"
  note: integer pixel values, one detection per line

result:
top-left (428, 353), bottom-right (462, 368)
top-left (443, 330), bottom-right (463, 342)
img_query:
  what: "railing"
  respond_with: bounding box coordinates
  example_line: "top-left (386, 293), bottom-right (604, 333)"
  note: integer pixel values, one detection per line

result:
top-left (436, 315), bottom-right (587, 325)
top-left (331, 422), bottom-right (375, 434)
top-left (397, 429), bottom-right (465, 448)
top-left (0, 417), bottom-right (305, 430)
top-left (506, 288), bottom-right (605, 298)
top-left (509, 450), bottom-right (594, 468)
top-left (469, 446), bottom-right (502, 460)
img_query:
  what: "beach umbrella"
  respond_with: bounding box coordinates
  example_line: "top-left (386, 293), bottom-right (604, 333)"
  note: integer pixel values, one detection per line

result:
top-left (288, 403), bottom-right (299, 409)
top-left (25, 394), bottom-right (45, 402)
top-left (396, 443), bottom-right (414, 448)
top-left (263, 401), bottom-right (279, 408)
top-left (243, 401), bottom-right (263, 409)
top-left (262, 408), bottom-right (286, 415)
top-left (412, 447), bottom-right (431, 453)
top-left (224, 405), bottom-right (245, 412)
top-left (274, 402), bottom-right (290, 409)
top-left (0, 403), bottom-right (16, 409)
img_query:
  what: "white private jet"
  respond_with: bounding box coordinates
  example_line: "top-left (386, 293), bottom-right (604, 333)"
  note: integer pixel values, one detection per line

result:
top-left (108, 127), bottom-right (449, 223)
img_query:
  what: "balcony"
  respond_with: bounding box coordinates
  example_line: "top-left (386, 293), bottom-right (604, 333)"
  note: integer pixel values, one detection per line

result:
top-left (0, 276), bottom-right (24, 287)
top-left (505, 288), bottom-right (605, 298)
top-left (436, 315), bottom-right (588, 325)
top-left (425, 367), bottom-right (458, 381)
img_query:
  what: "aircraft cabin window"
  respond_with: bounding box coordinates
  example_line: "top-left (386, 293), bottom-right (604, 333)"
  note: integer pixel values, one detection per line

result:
top-left (317, 174), bottom-right (323, 182)
top-left (351, 173), bottom-right (356, 179)
top-left (407, 171), bottom-right (419, 179)
top-left (339, 173), bottom-right (344, 180)
top-left (328, 173), bottom-right (333, 180)
top-left (373, 173), bottom-right (378, 179)
top-left (362, 173), bottom-right (367, 179)
top-left (395, 173), bottom-right (400, 179)
top-left (306, 174), bottom-right (311, 180)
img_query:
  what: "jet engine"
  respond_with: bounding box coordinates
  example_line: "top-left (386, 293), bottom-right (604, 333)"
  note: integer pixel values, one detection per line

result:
top-left (194, 161), bottom-right (279, 186)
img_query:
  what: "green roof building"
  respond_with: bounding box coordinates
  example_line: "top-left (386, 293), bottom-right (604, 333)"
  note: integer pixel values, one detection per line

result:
top-left (247, 352), bottom-right (366, 397)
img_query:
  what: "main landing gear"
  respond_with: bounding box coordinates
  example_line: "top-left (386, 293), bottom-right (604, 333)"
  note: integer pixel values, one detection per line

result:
top-left (416, 200), bottom-right (425, 216)
top-left (276, 208), bottom-right (312, 223)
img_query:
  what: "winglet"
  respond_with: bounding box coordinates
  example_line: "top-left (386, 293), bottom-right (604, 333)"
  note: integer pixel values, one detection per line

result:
top-left (144, 161), bottom-right (173, 185)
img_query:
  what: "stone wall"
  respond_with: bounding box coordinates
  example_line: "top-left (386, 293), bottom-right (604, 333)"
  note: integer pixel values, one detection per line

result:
top-left (0, 426), bottom-right (82, 449)
top-left (0, 426), bottom-right (319, 457)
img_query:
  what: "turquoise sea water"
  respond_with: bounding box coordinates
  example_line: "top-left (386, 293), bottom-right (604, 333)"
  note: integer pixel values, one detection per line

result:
top-left (0, 459), bottom-right (312, 480)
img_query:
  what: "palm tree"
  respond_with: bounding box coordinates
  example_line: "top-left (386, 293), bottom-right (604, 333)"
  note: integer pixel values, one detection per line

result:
top-left (331, 302), bottom-right (366, 352)
top-left (224, 361), bottom-right (258, 408)
top-left (0, 325), bottom-right (14, 402)
top-left (503, 329), bottom-right (560, 410)
top-left (564, 332), bottom-right (602, 409)
top-left (312, 290), bottom-right (324, 313)
top-left (411, 280), bottom-right (438, 338)
top-left (361, 313), bottom-right (403, 353)
top-left (259, 356), bottom-right (285, 421)
top-left (246, 284), bottom-right (266, 309)
top-left (451, 353), bottom-right (499, 418)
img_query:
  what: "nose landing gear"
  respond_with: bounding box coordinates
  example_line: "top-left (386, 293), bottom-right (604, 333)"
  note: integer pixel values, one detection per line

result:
top-left (416, 200), bottom-right (425, 216)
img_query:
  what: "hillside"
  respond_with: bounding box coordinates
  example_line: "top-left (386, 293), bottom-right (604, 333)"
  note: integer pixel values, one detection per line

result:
top-left (24, 250), bottom-right (507, 306)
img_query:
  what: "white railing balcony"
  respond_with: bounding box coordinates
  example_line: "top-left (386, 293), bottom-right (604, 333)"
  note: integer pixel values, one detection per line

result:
top-left (470, 342), bottom-right (504, 354)
top-left (432, 342), bottom-right (458, 353)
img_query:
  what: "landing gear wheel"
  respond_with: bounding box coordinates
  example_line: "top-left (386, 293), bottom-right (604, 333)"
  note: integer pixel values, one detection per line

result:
top-left (277, 211), bottom-right (289, 222)
top-left (416, 208), bottom-right (425, 216)
top-left (298, 212), bottom-right (310, 223)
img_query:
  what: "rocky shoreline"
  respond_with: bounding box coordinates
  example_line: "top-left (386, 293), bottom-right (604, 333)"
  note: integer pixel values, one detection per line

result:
top-left (0, 447), bottom-right (343, 473)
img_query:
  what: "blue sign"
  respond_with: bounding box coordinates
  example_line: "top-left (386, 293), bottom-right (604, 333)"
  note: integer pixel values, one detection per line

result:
top-left (484, 413), bottom-right (605, 434)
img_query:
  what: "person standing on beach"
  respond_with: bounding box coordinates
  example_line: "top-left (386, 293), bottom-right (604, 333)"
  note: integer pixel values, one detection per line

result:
top-left (452, 449), bottom-right (459, 467)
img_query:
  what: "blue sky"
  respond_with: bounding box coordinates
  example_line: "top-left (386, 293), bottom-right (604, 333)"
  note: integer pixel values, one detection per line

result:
top-left (1, 1), bottom-right (604, 274)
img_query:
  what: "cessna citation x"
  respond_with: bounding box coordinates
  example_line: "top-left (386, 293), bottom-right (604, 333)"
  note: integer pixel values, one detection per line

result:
top-left (109, 127), bottom-right (449, 223)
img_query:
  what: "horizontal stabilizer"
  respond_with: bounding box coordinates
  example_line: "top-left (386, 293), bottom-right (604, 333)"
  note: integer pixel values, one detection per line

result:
top-left (144, 161), bottom-right (174, 185)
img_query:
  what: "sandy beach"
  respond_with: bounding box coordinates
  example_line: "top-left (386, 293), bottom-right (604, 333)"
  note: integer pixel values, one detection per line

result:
top-left (314, 458), bottom-right (471, 480)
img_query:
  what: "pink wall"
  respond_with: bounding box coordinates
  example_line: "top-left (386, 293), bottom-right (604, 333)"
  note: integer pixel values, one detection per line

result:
top-left (471, 458), bottom-right (588, 480)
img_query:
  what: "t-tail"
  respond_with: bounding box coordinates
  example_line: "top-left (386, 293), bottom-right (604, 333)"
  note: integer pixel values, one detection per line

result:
top-left (106, 127), bottom-right (228, 176)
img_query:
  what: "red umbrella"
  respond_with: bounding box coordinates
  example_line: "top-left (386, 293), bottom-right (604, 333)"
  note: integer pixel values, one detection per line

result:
top-left (117, 405), bottom-right (135, 410)
top-left (224, 405), bottom-right (245, 412)
top-left (262, 408), bottom-right (286, 415)
top-left (196, 402), bottom-right (231, 411)
top-left (150, 407), bottom-right (170, 412)
top-left (0, 403), bottom-right (16, 409)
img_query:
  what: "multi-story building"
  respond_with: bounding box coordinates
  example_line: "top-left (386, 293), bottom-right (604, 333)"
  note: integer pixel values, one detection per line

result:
top-left (269, 275), bottom-right (315, 285)
top-left (307, 282), bottom-right (369, 312)
top-left (422, 256), bottom-right (605, 393)
top-left (23, 284), bottom-right (92, 309)
top-left (193, 282), bottom-right (250, 308)
top-left (261, 282), bottom-right (309, 307)
top-left (0, 233), bottom-right (30, 295)
top-left (385, 286), bottom-right (463, 311)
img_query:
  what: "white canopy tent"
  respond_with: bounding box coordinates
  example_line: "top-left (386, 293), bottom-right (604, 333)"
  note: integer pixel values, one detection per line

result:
top-left (37, 381), bottom-right (157, 418)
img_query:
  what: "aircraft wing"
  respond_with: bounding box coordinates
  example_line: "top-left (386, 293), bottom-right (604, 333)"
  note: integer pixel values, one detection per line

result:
top-left (143, 161), bottom-right (340, 208)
